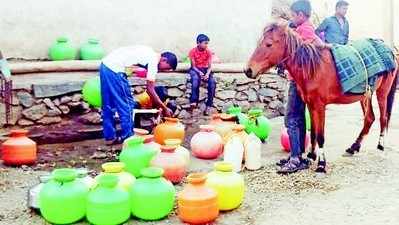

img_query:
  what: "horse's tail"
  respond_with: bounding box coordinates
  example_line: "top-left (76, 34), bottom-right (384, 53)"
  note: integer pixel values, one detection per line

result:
top-left (386, 63), bottom-right (398, 130)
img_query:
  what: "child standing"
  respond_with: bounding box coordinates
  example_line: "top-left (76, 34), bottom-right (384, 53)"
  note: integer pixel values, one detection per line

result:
top-left (100, 45), bottom-right (177, 145)
top-left (188, 34), bottom-right (216, 116)
top-left (277, 0), bottom-right (329, 174)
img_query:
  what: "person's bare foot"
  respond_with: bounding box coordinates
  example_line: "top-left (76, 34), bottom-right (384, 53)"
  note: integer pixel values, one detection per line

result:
top-left (105, 137), bottom-right (123, 146)
top-left (204, 106), bottom-right (211, 116)
top-left (190, 103), bottom-right (197, 112)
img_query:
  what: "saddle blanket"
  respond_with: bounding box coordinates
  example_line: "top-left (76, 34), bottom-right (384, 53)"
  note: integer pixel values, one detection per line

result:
top-left (331, 38), bottom-right (396, 94)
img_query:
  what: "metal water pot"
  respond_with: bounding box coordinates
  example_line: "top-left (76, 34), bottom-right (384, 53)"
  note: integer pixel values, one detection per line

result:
top-left (27, 168), bottom-right (95, 210)
top-left (27, 174), bottom-right (51, 209)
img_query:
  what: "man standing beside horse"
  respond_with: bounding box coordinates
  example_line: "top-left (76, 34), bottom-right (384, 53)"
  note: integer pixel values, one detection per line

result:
top-left (316, 0), bottom-right (350, 45)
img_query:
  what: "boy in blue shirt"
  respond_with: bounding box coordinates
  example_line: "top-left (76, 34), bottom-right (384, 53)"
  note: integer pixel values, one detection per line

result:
top-left (316, 0), bottom-right (349, 45)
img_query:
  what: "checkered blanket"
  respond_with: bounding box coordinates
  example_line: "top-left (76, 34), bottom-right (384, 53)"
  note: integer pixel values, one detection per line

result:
top-left (331, 38), bottom-right (396, 94)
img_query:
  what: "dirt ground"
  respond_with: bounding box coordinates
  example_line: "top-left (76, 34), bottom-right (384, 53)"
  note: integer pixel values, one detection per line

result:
top-left (1, 95), bottom-right (399, 225)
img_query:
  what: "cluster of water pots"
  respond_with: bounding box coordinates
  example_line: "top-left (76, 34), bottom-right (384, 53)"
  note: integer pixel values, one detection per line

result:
top-left (18, 106), bottom-right (307, 224)
top-left (33, 161), bottom-right (245, 225)
top-left (25, 116), bottom-right (253, 224)
top-left (35, 166), bottom-right (176, 224)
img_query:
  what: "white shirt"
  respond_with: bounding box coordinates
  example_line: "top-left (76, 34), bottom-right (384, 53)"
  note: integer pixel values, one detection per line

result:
top-left (102, 45), bottom-right (159, 81)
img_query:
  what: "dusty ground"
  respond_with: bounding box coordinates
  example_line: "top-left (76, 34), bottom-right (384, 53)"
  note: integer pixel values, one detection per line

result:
top-left (1, 95), bottom-right (399, 225)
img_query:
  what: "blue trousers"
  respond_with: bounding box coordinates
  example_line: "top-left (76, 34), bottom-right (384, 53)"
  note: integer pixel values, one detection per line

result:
top-left (285, 81), bottom-right (306, 158)
top-left (189, 68), bottom-right (216, 107)
top-left (100, 63), bottom-right (134, 141)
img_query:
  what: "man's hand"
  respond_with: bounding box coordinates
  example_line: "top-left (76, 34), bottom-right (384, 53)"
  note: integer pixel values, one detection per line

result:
top-left (162, 107), bottom-right (173, 117)
top-left (324, 43), bottom-right (333, 49)
top-left (198, 71), bottom-right (205, 77)
top-left (202, 72), bottom-right (210, 81)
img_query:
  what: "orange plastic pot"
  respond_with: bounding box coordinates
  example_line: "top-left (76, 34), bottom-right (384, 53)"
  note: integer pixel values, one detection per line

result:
top-left (224, 124), bottom-right (248, 145)
top-left (154, 117), bottom-right (185, 145)
top-left (209, 113), bottom-right (223, 125)
top-left (210, 113), bottom-right (237, 144)
top-left (178, 173), bottom-right (219, 224)
top-left (1, 130), bottom-right (37, 165)
top-left (150, 145), bottom-right (186, 184)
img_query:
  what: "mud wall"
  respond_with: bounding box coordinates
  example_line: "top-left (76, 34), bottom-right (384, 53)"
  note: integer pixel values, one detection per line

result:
top-left (0, 0), bottom-right (272, 62)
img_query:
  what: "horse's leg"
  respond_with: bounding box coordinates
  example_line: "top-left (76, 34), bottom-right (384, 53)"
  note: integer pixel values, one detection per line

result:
top-left (376, 78), bottom-right (391, 151)
top-left (345, 98), bottom-right (375, 155)
top-left (308, 105), bottom-right (327, 173)
top-left (307, 121), bottom-right (317, 161)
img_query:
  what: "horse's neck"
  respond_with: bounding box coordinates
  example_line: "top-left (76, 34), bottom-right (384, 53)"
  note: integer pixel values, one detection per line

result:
top-left (284, 49), bottom-right (342, 103)
top-left (284, 61), bottom-right (308, 101)
top-left (285, 60), bottom-right (306, 86)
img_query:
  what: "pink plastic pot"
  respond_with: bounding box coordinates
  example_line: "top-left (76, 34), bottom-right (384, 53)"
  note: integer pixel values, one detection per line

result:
top-left (280, 128), bottom-right (310, 152)
top-left (191, 125), bottom-right (223, 159)
top-left (135, 68), bottom-right (147, 78)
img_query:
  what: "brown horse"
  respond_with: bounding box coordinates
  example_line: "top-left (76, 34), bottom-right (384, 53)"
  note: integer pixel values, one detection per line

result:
top-left (245, 22), bottom-right (398, 173)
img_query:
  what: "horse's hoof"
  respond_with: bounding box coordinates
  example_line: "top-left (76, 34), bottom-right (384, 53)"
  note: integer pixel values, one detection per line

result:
top-left (307, 152), bottom-right (317, 161)
top-left (342, 151), bottom-right (354, 157)
top-left (315, 166), bottom-right (327, 173)
top-left (345, 148), bottom-right (355, 155)
top-left (377, 144), bottom-right (384, 151)
top-left (315, 160), bottom-right (327, 173)
top-left (350, 143), bottom-right (361, 152)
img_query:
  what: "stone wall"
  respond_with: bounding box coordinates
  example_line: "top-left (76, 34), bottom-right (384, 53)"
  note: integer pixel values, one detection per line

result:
top-left (2, 73), bottom-right (287, 128)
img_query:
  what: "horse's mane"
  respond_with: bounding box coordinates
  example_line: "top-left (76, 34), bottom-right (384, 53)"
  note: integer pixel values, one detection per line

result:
top-left (262, 22), bottom-right (323, 78)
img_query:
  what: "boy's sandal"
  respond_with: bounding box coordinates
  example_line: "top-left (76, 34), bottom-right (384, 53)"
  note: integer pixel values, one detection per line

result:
top-left (276, 157), bottom-right (290, 166)
top-left (277, 159), bottom-right (301, 174)
top-left (276, 157), bottom-right (310, 167)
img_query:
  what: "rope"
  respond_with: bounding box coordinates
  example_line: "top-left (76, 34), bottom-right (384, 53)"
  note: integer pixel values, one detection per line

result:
top-left (348, 45), bottom-right (372, 118)
top-left (348, 45), bottom-right (372, 98)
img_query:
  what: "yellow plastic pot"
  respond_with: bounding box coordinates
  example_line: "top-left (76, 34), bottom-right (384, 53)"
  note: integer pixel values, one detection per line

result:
top-left (206, 162), bottom-right (245, 211)
top-left (97, 162), bottom-right (135, 191)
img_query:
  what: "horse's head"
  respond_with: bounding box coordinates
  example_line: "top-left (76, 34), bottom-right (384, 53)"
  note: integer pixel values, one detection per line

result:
top-left (245, 22), bottom-right (289, 79)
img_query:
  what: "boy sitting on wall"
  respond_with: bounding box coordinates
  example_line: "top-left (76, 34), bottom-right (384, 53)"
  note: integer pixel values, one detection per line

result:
top-left (188, 34), bottom-right (217, 116)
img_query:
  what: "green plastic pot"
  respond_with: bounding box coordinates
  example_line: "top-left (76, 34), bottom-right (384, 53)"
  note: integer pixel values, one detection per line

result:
top-left (49, 37), bottom-right (77, 61)
top-left (181, 56), bottom-right (190, 64)
top-left (80, 38), bottom-right (105, 60)
top-left (130, 167), bottom-right (175, 220)
top-left (305, 107), bottom-right (311, 131)
top-left (119, 136), bottom-right (157, 177)
top-left (39, 168), bottom-right (88, 224)
top-left (87, 174), bottom-right (131, 225)
top-left (82, 76), bottom-right (102, 108)
top-left (244, 108), bottom-right (272, 141)
top-left (227, 106), bottom-right (248, 125)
